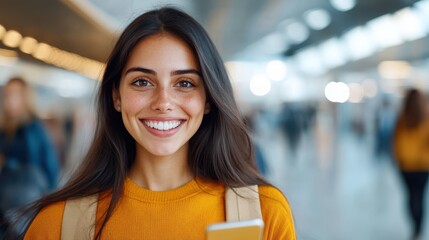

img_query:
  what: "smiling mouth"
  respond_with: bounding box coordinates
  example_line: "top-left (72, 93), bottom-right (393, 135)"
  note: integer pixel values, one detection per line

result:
top-left (143, 120), bottom-right (182, 131)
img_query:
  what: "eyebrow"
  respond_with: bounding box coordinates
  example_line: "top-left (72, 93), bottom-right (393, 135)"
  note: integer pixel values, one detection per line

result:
top-left (171, 69), bottom-right (201, 76)
top-left (124, 67), bottom-right (201, 77)
top-left (124, 67), bottom-right (156, 75)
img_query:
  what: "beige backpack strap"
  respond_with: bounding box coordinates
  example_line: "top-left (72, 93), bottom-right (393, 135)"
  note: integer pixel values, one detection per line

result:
top-left (61, 194), bottom-right (98, 240)
top-left (225, 185), bottom-right (262, 222)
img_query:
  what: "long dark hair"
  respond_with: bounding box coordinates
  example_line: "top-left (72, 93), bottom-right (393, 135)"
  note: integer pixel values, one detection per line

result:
top-left (401, 88), bottom-right (427, 128)
top-left (13, 6), bottom-right (267, 239)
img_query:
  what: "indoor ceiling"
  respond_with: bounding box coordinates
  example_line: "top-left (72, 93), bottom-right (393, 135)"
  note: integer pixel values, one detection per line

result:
top-left (0, 0), bottom-right (426, 72)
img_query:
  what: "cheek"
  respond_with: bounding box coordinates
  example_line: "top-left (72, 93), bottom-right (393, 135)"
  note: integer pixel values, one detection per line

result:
top-left (5, 96), bottom-right (24, 112)
top-left (182, 94), bottom-right (206, 117)
top-left (121, 92), bottom-right (148, 113)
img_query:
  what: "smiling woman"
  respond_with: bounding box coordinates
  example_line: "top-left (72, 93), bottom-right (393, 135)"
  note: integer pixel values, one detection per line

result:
top-left (13, 7), bottom-right (296, 240)
top-left (116, 33), bottom-right (209, 185)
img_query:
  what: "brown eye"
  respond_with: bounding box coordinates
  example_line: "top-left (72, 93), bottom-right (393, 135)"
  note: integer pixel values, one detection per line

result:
top-left (176, 80), bottom-right (194, 88)
top-left (133, 79), bottom-right (153, 87)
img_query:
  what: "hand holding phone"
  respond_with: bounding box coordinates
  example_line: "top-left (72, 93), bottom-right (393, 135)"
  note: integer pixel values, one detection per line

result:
top-left (206, 219), bottom-right (264, 240)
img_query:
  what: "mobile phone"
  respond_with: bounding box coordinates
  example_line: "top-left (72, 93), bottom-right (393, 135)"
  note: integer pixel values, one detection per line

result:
top-left (205, 219), bottom-right (264, 240)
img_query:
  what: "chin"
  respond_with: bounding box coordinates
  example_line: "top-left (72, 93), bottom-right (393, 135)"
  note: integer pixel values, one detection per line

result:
top-left (139, 141), bottom-right (187, 158)
top-left (149, 147), bottom-right (180, 157)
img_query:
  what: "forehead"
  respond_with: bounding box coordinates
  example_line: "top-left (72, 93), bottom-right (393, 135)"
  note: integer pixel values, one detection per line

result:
top-left (124, 33), bottom-right (200, 71)
top-left (5, 81), bottom-right (25, 92)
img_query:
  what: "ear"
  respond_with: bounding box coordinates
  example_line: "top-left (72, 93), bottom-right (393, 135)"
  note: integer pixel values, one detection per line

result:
top-left (112, 88), bottom-right (121, 112)
top-left (204, 102), bottom-right (211, 114)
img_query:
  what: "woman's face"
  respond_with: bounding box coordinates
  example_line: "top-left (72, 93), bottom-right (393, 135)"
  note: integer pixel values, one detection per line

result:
top-left (2, 80), bottom-right (27, 120)
top-left (114, 33), bottom-right (209, 157)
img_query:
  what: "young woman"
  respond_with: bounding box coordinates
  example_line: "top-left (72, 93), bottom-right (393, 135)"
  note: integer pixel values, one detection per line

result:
top-left (394, 88), bottom-right (429, 240)
top-left (21, 7), bottom-right (295, 239)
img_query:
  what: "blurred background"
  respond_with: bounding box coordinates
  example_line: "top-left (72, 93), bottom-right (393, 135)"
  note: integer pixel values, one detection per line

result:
top-left (1, 0), bottom-right (429, 239)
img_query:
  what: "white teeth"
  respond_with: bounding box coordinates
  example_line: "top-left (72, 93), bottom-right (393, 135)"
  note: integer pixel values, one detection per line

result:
top-left (144, 120), bottom-right (181, 131)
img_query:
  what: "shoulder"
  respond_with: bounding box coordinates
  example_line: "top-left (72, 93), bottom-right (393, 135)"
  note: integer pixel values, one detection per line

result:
top-left (258, 185), bottom-right (291, 212)
top-left (26, 119), bottom-right (47, 133)
top-left (258, 185), bottom-right (296, 240)
top-left (25, 201), bottom-right (65, 240)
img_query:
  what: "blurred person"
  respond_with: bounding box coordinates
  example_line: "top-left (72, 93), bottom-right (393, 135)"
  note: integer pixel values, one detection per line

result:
top-left (374, 96), bottom-right (396, 161)
top-left (301, 103), bottom-right (317, 134)
top-left (280, 104), bottom-right (302, 157)
top-left (393, 88), bottom-right (429, 240)
top-left (350, 107), bottom-right (366, 139)
top-left (17, 7), bottom-right (296, 240)
top-left (0, 77), bottom-right (59, 236)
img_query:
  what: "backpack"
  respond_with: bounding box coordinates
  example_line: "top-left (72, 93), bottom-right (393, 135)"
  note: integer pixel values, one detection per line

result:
top-left (61, 185), bottom-right (262, 240)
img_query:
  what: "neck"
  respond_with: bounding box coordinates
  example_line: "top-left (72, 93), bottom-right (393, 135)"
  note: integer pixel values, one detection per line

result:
top-left (4, 119), bottom-right (21, 136)
top-left (4, 114), bottom-right (31, 134)
top-left (128, 145), bottom-right (193, 191)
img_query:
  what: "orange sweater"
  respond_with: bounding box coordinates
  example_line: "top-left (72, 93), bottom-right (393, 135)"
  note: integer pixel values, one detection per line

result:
top-left (25, 177), bottom-right (296, 240)
top-left (394, 117), bottom-right (429, 171)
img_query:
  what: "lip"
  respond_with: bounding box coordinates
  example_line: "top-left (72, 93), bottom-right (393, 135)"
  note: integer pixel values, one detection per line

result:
top-left (140, 118), bottom-right (185, 138)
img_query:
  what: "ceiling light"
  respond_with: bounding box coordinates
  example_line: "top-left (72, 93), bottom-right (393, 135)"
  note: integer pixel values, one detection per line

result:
top-left (260, 32), bottom-right (288, 55)
top-left (393, 7), bottom-right (427, 41)
top-left (330, 0), bottom-right (356, 12)
top-left (378, 61), bottom-right (411, 79)
top-left (318, 37), bottom-right (348, 69)
top-left (32, 43), bottom-right (53, 61)
top-left (342, 26), bottom-right (377, 60)
top-left (347, 83), bottom-right (364, 103)
top-left (19, 37), bottom-right (38, 54)
top-left (304, 9), bottom-right (331, 30)
top-left (295, 47), bottom-right (326, 76)
top-left (250, 75), bottom-right (271, 96)
top-left (367, 14), bottom-right (404, 49)
top-left (336, 82), bottom-right (350, 103)
top-left (284, 21), bottom-right (309, 44)
top-left (80, 59), bottom-right (105, 80)
top-left (0, 25), bottom-right (6, 40)
top-left (0, 25), bottom-right (104, 80)
top-left (325, 81), bottom-right (349, 103)
top-left (414, 0), bottom-right (429, 27)
top-left (2, 30), bottom-right (22, 48)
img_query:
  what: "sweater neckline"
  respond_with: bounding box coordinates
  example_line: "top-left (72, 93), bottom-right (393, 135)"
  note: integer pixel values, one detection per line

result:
top-left (124, 177), bottom-right (205, 202)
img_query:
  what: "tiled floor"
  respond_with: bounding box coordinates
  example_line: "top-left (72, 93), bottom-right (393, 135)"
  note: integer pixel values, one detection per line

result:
top-left (257, 126), bottom-right (429, 240)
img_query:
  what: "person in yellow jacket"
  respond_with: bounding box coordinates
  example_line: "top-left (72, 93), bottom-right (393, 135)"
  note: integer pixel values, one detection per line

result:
top-left (394, 88), bottom-right (429, 240)
top-left (8, 7), bottom-right (296, 240)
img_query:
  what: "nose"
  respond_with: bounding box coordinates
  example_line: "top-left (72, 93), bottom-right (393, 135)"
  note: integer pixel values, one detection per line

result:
top-left (151, 87), bottom-right (173, 112)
